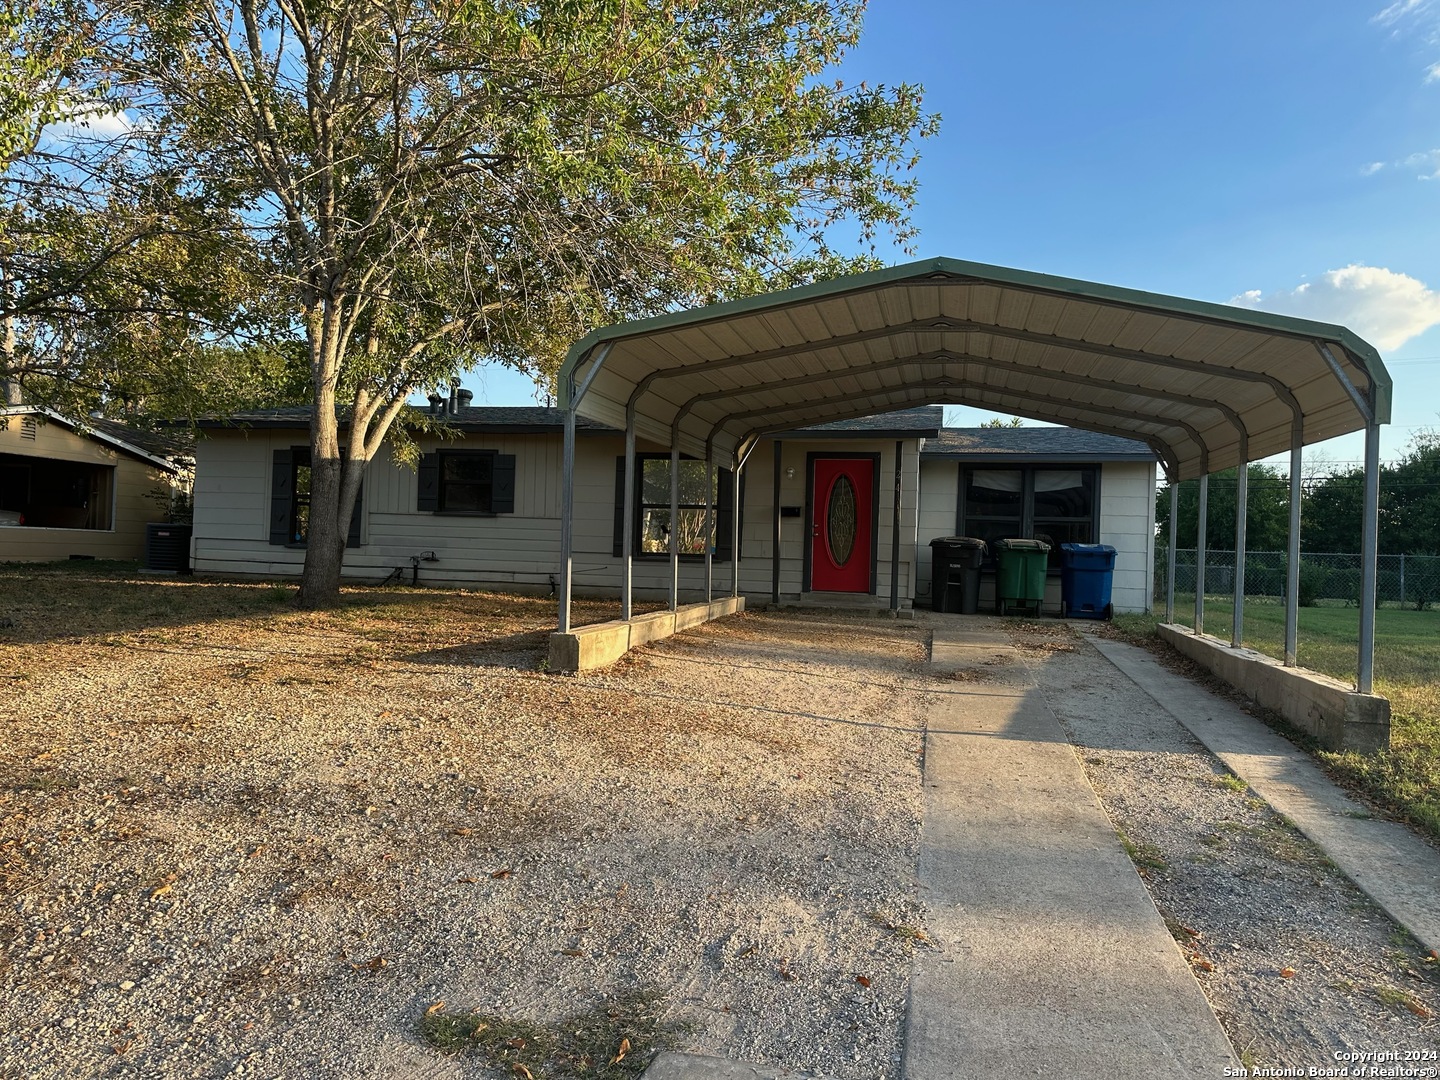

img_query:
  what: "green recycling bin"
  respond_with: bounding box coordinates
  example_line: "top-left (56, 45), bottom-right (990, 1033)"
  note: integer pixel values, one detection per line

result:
top-left (993, 538), bottom-right (1051, 616)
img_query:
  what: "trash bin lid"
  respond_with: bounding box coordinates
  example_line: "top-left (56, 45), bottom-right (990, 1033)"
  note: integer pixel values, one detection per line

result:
top-left (1059, 543), bottom-right (1116, 554)
top-left (993, 537), bottom-right (1051, 553)
top-left (929, 535), bottom-right (987, 550)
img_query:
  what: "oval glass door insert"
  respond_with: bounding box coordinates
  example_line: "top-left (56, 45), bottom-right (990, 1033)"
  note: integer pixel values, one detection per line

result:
top-left (827, 474), bottom-right (857, 566)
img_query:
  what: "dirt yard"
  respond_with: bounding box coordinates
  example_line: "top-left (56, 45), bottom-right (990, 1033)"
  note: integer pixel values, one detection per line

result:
top-left (0, 569), bottom-right (931, 1079)
top-left (2, 567), bottom-right (1437, 1078)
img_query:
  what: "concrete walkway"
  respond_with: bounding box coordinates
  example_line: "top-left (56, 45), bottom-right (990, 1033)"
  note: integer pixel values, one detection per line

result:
top-left (903, 624), bottom-right (1236, 1079)
top-left (643, 622), bottom-right (1239, 1080)
top-left (1088, 634), bottom-right (1440, 955)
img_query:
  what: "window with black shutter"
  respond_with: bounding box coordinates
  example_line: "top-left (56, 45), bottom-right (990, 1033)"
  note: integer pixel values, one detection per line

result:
top-left (269, 447), bottom-right (363, 546)
top-left (416, 450), bottom-right (516, 514)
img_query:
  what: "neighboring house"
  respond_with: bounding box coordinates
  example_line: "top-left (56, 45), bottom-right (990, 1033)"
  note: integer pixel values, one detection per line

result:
top-left (191, 404), bottom-right (1158, 614)
top-left (0, 407), bottom-right (191, 562)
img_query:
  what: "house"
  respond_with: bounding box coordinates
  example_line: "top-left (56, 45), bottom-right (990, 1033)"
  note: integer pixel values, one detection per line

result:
top-left (917, 426), bottom-right (1157, 614)
top-left (0, 407), bottom-right (191, 562)
top-left (190, 403), bottom-right (1157, 613)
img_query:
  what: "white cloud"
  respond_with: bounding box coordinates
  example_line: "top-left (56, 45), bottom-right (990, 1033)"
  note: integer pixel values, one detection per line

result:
top-left (1402, 148), bottom-right (1440, 178)
top-left (1361, 161), bottom-right (1386, 176)
top-left (1426, 61), bottom-right (1440, 80)
top-left (1228, 265), bottom-right (1440, 350)
top-left (41, 104), bottom-right (135, 145)
top-left (1374, 0), bottom-right (1431, 27)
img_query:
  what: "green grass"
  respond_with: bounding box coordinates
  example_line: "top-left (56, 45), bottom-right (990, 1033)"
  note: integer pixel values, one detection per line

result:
top-left (1115, 597), bottom-right (1440, 840)
top-left (1115, 827), bottom-right (1168, 873)
top-left (418, 991), bottom-right (682, 1078)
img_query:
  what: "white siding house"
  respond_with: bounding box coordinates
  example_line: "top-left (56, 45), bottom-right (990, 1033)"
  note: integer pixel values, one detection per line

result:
top-left (190, 406), bottom-right (1157, 614)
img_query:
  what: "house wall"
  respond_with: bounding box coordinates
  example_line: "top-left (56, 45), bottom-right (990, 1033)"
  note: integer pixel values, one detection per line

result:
top-left (913, 457), bottom-right (1156, 614)
top-left (1098, 461), bottom-right (1157, 615)
top-left (191, 428), bottom-right (921, 605)
top-left (0, 417), bottom-right (175, 561)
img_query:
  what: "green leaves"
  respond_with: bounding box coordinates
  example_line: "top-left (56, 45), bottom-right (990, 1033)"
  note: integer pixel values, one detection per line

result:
top-left (21, 0), bottom-right (936, 601)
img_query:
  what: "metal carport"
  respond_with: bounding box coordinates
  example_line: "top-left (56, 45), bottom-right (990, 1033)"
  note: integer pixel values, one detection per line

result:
top-left (555, 257), bottom-right (1392, 690)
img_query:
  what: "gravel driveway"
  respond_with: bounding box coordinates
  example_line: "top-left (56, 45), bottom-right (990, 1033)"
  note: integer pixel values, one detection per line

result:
top-left (1, 583), bottom-right (930, 1080)
top-left (2, 572), bottom-right (1436, 1078)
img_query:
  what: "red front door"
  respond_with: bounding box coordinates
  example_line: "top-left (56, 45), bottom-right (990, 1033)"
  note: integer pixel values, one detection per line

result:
top-left (811, 458), bottom-right (875, 592)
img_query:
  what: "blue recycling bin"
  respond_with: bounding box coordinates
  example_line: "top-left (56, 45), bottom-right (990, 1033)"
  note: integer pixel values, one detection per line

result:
top-left (1059, 543), bottom-right (1116, 619)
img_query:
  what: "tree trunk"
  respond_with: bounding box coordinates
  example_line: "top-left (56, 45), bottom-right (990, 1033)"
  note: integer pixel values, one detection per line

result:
top-left (296, 305), bottom-right (350, 608)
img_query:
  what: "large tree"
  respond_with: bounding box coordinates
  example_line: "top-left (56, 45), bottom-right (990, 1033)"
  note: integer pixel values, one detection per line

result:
top-left (68, 0), bottom-right (934, 605)
top-left (1156, 464), bottom-right (1292, 552)
top-left (1303, 430), bottom-right (1440, 556)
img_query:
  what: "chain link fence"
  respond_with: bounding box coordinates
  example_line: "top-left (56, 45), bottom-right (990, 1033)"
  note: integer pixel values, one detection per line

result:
top-left (1156, 550), bottom-right (1440, 609)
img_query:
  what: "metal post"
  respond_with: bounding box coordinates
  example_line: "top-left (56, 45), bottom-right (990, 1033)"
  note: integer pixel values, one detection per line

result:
top-left (771, 442), bottom-right (782, 606)
top-left (704, 443), bottom-right (714, 603)
top-left (621, 411), bottom-right (636, 621)
top-left (668, 443), bottom-right (680, 612)
top-left (1232, 457), bottom-right (1248, 648)
top-left (1400, 553), bottom-right (1406, 608)
top-left (1358, 419), bottom-right (1381, 693)
top-left (889, 440), bottom-right (901, 611)
top-left (1285, 427), bottom-right (1301, 667)
top-left (558, 374), bottom-right (577, 635)
top-left (1195, 473), bottom-right (1208, 636)
top-left (731, 452), bottom-right (742, 599)
top-left (1166, 481), bottom-right (1177, 623)
top-left (557, 344), bottom-right (610, 636)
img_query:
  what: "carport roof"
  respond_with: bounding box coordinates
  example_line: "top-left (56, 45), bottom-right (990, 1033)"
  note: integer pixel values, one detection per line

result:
top-left (560, 257), bottom-right (1391, 481)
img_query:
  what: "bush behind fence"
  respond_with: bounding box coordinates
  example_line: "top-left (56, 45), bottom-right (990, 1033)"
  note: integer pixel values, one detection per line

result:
top-left (1157, 550), bottom-right (1440, 609)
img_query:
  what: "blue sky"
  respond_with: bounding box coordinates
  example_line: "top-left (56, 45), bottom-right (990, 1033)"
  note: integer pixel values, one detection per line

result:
top-left (473, 1), bottom-right (1440, 470)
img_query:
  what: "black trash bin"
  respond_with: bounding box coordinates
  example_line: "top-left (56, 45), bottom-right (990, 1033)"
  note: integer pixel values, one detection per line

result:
top-left (929, 536), bottom-right (987, 614)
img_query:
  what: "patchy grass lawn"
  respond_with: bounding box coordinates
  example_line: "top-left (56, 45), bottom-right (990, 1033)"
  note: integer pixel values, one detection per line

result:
top-left (1115, 599), bottom-right (1440, 841)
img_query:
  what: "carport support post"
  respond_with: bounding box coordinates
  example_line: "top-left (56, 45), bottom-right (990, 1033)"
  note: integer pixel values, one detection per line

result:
top-left (703, 444), bottom-right (714, 603)
top-left (1232, 456), bottom-right (1248, 648)
top-left (1166, 481), bottom-right (1177, 623)
top-left (559, 382), bottom-right (577, 634)
top-left (1285, 428), bottom-right (1301, 667)
top-left (1194, 473), bottom-right (1208, 636)
top-left (1358, 418), bottom-right (1381, 693)
top-left (889, 440), bottom-right (901, 612)
top-left (668, 444), bottom-right (680, 612)
top-left (621, 412), bottom-right (636, 621)
top-left (731, 451), bottom-right (742, 599)
top-left (771, 442), bottom-right (782, 606)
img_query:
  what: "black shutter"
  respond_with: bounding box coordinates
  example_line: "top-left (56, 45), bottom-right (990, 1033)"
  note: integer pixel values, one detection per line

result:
top-left (715, 467), bottom-right (737, 561)
top-left (417, 453), bottom-right (439, 511)
top-left (491, 454), bottom-right (516, 513)
top-left (612, 456), bottom-right (627, 557)
top-left (346, 481), bottom-right (364, 548)
top-left (269, 449), bottom-right (293, 545)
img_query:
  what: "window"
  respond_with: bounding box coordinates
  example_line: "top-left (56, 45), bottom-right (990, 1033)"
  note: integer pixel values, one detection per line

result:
top-left (612, 454), bottom-right (737, 560)
top-left (291, 448), bottom-right (312, 544)
top-left (0, 452), bottom-right (113, 530)
top-left (959, 466), bottom-right (1096, 567)
top-left (416, 451), bottom-right (516, 514)
top-left (269, 447), bottom-right (362, 547)
top-left (441, 452), bottom-right (493, 512)
top-left (640, 455), bottom-right (714, 556)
